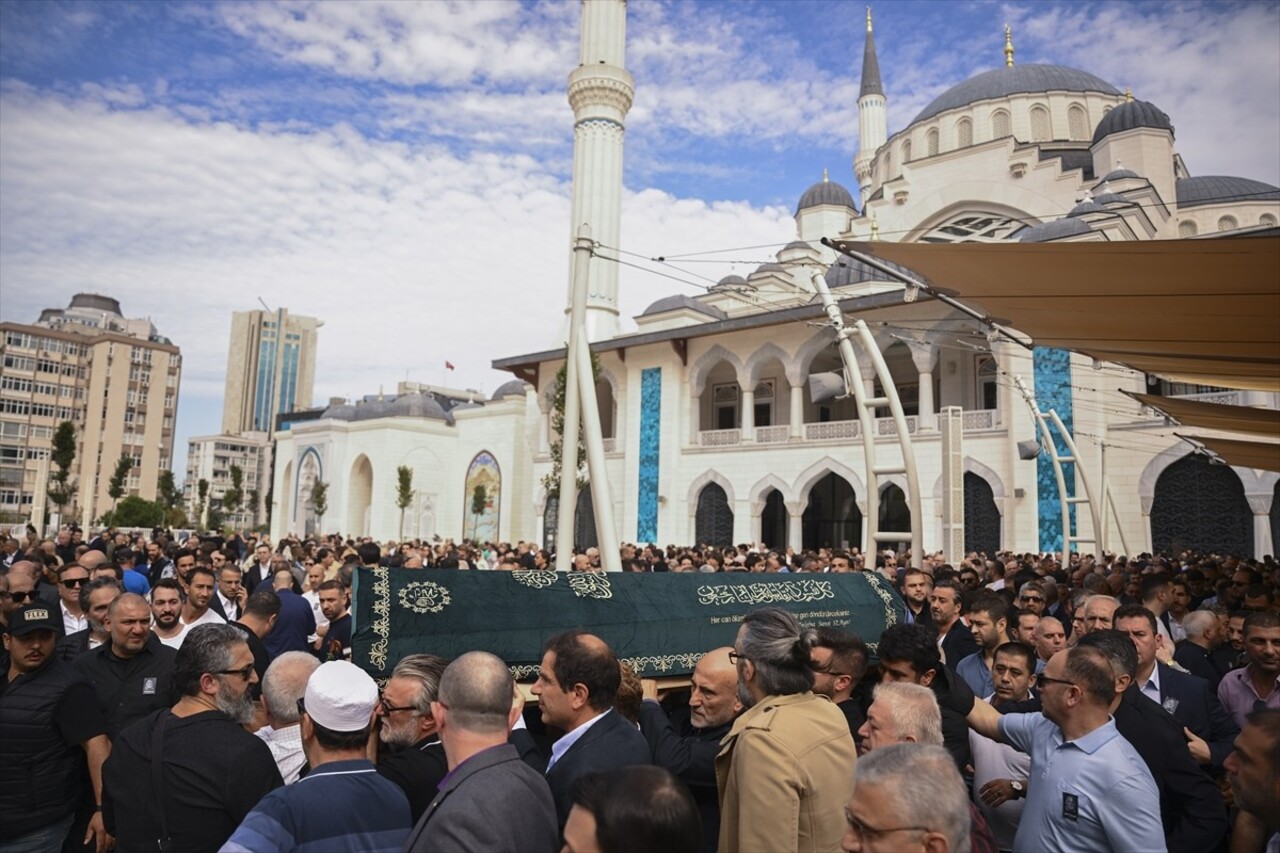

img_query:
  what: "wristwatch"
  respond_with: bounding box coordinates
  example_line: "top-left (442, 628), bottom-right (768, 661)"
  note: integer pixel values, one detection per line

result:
top-left (1010, 780), bottom-right (1025, 798)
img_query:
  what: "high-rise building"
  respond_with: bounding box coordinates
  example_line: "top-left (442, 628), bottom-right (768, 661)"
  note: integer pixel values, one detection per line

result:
top-left (222, 308), bottom-right (321, 436)
top-left (0, 293), bottom-right (182, 528)
top-left (184, 431), bottom-right (270, 529)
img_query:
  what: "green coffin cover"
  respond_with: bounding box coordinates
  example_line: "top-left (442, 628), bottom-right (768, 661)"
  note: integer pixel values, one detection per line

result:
top-left (352, 568), bottom-right (904, 681)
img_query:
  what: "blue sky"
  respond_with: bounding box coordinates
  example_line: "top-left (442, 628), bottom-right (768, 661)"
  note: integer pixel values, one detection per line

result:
top-left (1, 0), bottom-right (1277, 478)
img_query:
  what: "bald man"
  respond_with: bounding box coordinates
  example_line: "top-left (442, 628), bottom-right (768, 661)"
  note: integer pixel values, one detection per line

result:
top-left (638, 648), bottom-right (743, 852)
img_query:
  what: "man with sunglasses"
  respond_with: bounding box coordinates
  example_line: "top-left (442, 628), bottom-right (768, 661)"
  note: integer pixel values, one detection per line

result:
top-left (373, 654), bottom-right (450, 823)
top-left (103, 623), bottom-right (283, 853)
top-left (58, 563), bottom-right (89, 634)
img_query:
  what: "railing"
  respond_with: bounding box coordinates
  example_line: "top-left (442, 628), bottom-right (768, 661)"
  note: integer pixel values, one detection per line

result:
top-left (699, 428), bottom-right (741, 447)
top-left (962, 409), bottom-right (998, 430)
top-left (876, 415), bottom-right (918, 436)
top-left (1174, 390), bottom-right (1243, 406)
top-left (804, 420), bottom-right (860, 441)
top-left (755, 425), bottom-right (790, 443)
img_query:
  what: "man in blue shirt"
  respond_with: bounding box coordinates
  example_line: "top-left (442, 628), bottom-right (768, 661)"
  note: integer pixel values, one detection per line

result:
top-left (966, 645), bottom-right (1165, 853)
top-left (224, 660), bottom-right (411, 852)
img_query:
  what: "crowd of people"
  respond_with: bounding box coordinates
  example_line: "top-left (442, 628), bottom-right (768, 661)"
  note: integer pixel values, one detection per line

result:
top-left (1, 523), bottom-right (1279, 853)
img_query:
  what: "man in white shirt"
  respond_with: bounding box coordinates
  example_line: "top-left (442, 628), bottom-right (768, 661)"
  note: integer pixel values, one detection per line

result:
top-left (180, 565), bottom-right (225, 629)
top-left (57, 563), bottom-right (90, 634)
top-left (254, 651), bottom-right (319, 784)
top-left (150, 578), bottom-right (189, 649)
top-left (302, 563), bottom-right (327, 643)
top-left (971, 643), bottom-right (1036, 850)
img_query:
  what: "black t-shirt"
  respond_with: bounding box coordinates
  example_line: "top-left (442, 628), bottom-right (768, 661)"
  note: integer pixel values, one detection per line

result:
top-left (316, 613), bottom-right (352, 662)
top-left (71, 637), bottom-right (177, 739)
top-left (376, 736), bottom-right (448, 823)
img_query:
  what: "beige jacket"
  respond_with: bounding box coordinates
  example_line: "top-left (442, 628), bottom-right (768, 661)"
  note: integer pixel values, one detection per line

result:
top-left (715, 691), bottom-right (856, 853)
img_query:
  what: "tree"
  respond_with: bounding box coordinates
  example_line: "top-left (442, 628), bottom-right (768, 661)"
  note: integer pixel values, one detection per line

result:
top-left (396, 466), bottom-right (414, 540)
top-left (223, 464), bottom-right (244, 522)
top-left (109, 496), bottom-right (165, 528)
top-left (246, 488), bottom-right (260, 524)
top-left (157, 470), bottom-right (180, 510)
top-left (196, 478), bottom-right (210, 529)
top-left (541, 350), bottom-right (601, 500)
top-left (470, 484), bottom-right (487, 541)
top-left (46, 421), bottom-right (77, 518)
top-left (107, 453), bottom-right (132, 514)
top-left (311, 480), bottom-right (328, 534)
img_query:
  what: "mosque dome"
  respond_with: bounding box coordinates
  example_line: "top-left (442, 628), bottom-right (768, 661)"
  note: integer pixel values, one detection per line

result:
top-left (1067, 198), bottom-right (1106, 217)
top-left (1176, 175), bottom-right (1280, 209)
top-left (796, 174), bottom-right (857, 214)
top-left (1017, 218), bottom-right (1093, 242)
top-left (749, 262), bottom-right (786, 277)
top-left (710, 274), bottom-right (750, 291)
top-left (388, 392), bottom-right (450, 421)
top-left (1092, 192), bottom-right (1126, 206)
top-left (321, 402), bottom-right (357, 421)
top-left (491, 380), bottom-right (531, 400)
top-left (352, 400), bottom-right (393, 421)
top-left (1102, 167), bottom-right (1140, 182)
top-left (824, 255), bottom-right (914, 287)
top-left (783, 240), bottom-right (814, 251)
top-left (1091, 99), bottom-right (1174, 144)
top-left (639, 294), bottom-right (727, 320)
top-left (912, 64), bottom-right (1121, 125)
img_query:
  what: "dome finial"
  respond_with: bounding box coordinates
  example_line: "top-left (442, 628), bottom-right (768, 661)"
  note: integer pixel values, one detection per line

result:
top-left (1125, 86), bottom-right (1133, 103)
top-left (823, 167), bottom-right (829, 182)
top-left (870, 212), bottom-right (880, 241)
top-left (1004, 23), bottom-right (1014, 67)
top-left (866, 6), bottom-right (873, 33)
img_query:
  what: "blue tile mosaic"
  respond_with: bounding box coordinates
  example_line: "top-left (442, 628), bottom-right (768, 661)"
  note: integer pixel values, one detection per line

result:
top-left (1033, 347), bottom-right (1076, 553)
top-left (637, 368), bottom-right (661, 542)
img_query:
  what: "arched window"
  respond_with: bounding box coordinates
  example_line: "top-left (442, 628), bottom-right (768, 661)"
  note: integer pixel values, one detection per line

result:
top-left (1261, 213), bottom-right (1278, 227)
top-left (991, 110), bottom-right (1011, 139)
top-left (926, 128), bottom-right (940, 157)
top-left (1067, 104), bottom-right (1088, 141)
top-left (1178, 220), bottom-right (1198, 238)
top-left (1030, 105), bottom-right (1051, 142)
top-left (1218, 215), bottom-right (1238, 232)
top-left (884, 148), bottom-right (893, 178)
top-left (957, 118), bottom-right (973, 148)
top-left (902, 139), bottom-right (912, 163)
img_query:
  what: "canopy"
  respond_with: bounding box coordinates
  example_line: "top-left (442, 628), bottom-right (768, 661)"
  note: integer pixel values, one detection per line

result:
top-left (830, 237), bottom-right (1280, 392)
top-left (1179, 434), bottom-right (1280, 472)
top-left (1122, 390), bottom-right (1280, 438)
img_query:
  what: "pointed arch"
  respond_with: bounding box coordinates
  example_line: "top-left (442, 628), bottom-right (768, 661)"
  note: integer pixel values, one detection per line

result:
top-left (793, 456), bottom-right (866, 506)
top-left (279, 458), bottom-right (294, 534)
top-left (794, 330), bottom-right (839, 379)
top-left (749, 473), bottom-right (794, 513)
top-left (1138, 442), bottom-right (1201, 514)
top-left (687, 469), bottom-right (736, 509)
top-left (689, 344), bottom-right (746, 396)
top-left (347, 454), bottom-right (373, 535)
top-left (744, 341), bottom-right (796, 386)
top-left (931, 456), bottom-right (1007, 502)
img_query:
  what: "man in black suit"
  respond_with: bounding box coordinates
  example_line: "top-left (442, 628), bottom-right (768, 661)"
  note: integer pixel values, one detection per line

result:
top-left (530, 630), bottom-right (651, 831)
top-left (1174, 610), bottom-right (1230, 692)
top-left (404, 652), bottom-right (559, 853)
top-left (1116, 605), bottom-right (1239, 772)
top-left (930, 578), bottom-right (980, 668)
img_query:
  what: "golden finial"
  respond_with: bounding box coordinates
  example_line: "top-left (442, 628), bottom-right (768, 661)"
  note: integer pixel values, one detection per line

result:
top-left (823, 167), bottom-right (829, 182)
top-left (1004, 24), bottom-right (1014, 67)
top-left (1125, 86), bottom-right (1133, 103)
top-left (866, 6), bottom-right (873, 33)
top-left (870, 213), bottom-right (880, 241)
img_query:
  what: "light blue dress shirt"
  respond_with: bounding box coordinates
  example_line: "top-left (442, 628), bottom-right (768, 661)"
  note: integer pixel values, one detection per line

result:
top-left (1000, 712), bottom-right (1166, 853)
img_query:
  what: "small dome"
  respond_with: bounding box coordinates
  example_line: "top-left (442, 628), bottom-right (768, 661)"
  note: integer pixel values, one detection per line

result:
top-left (491, 380), bottom-right (531, 400)
top-left (1068, 199), bottom-right (1106, 217)
top-left (388, 392), bottom-right (449, 421)
top-left (322, 402), bottom-right (357, 421)
top-left (1102, 167), bottom-right (1140, 182)
top-left (1176, 175), bottom-right (1280, 209)
top-left (913, 64), bottom-right (1120, 125)
top-left (796, 176), bottom-right (857, 214)
top-left (1091, 99), bottom-right (1173, 144)
top-left (639, 294), bottom-right (727, 320)
top-left (1093, 192), bottom-right (1126, 206)
top-left (749, 262), bottom-right (786, 277)
top-left (824, 255), bottom-right (914, 287)
top-left (710, 274), bottom-right (750, 291)
top-left (782, 240), bottom-right (813, 251)
top-left (1018, 218), bottom-right (1093, 242)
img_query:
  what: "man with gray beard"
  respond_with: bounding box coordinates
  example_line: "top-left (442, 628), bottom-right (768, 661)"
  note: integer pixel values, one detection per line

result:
top-left (102, 624), bottom-right (283, 853)
top-left (374, 654), bottom-right (450, 823)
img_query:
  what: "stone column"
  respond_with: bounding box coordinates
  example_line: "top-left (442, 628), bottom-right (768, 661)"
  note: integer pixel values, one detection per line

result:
top-left (786, 501), bottom-right (806, 551)
top-left (740, 386), bottom-right (755, 442)
top-left (909, 341), bottom-right (938, 431)
top-left (789, 383), bottom-right (804, 438)
top-left (689, 390), bottom-right (700, 445)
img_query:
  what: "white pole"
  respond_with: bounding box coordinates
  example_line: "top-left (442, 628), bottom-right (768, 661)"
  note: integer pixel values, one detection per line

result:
top-left (575, 336), bottom-right (622, 572)
top-left (555, 225), bottom-right (592, 571)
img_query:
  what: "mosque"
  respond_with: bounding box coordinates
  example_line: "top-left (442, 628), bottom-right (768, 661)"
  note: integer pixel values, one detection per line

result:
top-left (270, 2), bottom-right (1280, 560)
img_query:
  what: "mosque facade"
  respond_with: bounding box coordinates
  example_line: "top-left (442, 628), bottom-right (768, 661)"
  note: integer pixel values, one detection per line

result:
top-left (271, 3), bottom-right (1280, 559)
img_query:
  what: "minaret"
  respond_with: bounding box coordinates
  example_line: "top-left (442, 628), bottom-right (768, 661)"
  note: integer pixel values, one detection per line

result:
top-left (854, 6), bottom-right (887, 205)
top-left (563, 0), bottom-right (633, 342)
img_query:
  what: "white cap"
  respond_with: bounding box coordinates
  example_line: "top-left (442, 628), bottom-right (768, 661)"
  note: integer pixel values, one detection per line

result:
top-left (304, 661), bottom-right (378, 732)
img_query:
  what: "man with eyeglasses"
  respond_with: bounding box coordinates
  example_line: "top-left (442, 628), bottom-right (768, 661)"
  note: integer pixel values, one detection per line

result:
top-left (373, 654), bottom-right (450, 823)
top-left (810, 628), bottom-right (870, 735)
top-left (965, 646), bottom-right (1165, 853)
top-left (840, 743), bottom-right (972, 853)
top-left (102, 623), bottom-right (283, 853)
top-left (1016, 581), bottom-right (1046, 617)
top-left (57, 563), bottom-right (89, 634)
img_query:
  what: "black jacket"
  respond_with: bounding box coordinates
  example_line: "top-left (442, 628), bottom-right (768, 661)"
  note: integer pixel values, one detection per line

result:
top-left (929, 663), bottom-right (975, 771)
top-left (544, 709), bottom-right (651, 831)
top-left (71, 635), bottom-right (177, 738)
top-left (1150, 662), bottom-right (1239, 770)
top-left (638, 701), bottom-right (732, 853)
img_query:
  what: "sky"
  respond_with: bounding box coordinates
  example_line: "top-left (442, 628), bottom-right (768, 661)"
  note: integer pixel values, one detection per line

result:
top-left (1, 0), bottom-right (1277, 479)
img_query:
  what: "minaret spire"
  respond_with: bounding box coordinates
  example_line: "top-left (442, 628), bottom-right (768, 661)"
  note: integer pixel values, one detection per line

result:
top-left (1004, 24), bottom-right (1014, 67)
top-left (562, 0), bottom-right (633, 342)
top-left (854, 6), bottom-right (887, 205)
